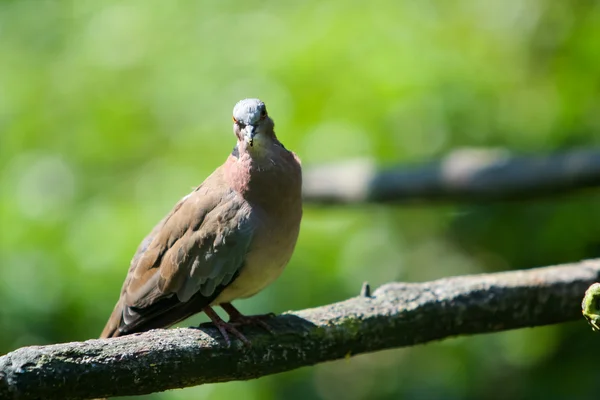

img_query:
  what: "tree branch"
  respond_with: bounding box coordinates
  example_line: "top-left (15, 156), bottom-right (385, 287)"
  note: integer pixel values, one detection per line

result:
top-left (302, 147), bottom-right (600, 204)
top-left (1, 259), bottom-right (599, 400)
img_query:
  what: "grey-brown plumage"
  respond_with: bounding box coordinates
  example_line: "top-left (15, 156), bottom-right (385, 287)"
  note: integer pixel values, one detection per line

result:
top-left (100, 99), bottom-right (302, 344)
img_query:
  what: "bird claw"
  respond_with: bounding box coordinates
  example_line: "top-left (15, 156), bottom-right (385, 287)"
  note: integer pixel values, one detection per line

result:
top-left (228, 313), bottom-right (276, 334)
top-left (211, 319), bottom-right (251, 348)
top-left (220, 303), bottom-right (276, 335)
top-left (202, 306), bottom-right (252, 347)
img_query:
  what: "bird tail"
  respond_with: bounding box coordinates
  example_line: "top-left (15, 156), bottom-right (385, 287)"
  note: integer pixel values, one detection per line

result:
top-left (100, 299), bottom-right (124, 338)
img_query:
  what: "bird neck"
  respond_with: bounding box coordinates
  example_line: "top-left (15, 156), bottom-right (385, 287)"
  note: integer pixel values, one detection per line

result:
top-left (225, 141), bottom-right (302, 208)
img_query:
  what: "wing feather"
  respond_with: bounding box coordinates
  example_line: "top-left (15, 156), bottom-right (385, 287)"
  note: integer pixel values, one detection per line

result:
top-left (107, 174), bottom-right (256, 336)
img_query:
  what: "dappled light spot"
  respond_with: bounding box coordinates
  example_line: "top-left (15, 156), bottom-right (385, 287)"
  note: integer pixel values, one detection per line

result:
top-left (0, 250), bottom-right (65, 313)
top-left (66, 200), bottom-right (134, 272)
top-left (11, 153), bottom-right (76, 222)
top-left (301, 121), bottom-right (373, 164)
top-left (338, 221), bottom-right (407, 291)
top-left (83, 3), bottom-right (150, 69)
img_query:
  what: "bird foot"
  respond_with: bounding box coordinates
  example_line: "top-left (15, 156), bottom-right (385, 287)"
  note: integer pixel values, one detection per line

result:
top-left (211, 319), bottom-right (251, 347)
top-left (202, 306), bottom-right (251, 347)
top-left (220, 303), bottom-right (276, 334)
top-left (228, 313), bottom-right (276, 334)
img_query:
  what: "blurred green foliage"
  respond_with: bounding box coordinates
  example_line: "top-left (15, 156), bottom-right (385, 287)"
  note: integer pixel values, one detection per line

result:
top-left (1, 0), bottom-right (600, 399)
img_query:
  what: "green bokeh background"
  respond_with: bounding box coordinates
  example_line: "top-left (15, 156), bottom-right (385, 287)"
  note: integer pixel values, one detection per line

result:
top-left (1, 1), bottom-right (600, 399)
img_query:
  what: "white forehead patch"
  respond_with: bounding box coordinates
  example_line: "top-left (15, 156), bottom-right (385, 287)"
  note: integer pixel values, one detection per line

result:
top-left (233, 98), bottom-right (265, 125)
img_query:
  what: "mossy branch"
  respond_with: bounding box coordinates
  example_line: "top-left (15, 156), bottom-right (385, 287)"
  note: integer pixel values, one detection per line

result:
top-left (1, 259), bottom-right (599, 400)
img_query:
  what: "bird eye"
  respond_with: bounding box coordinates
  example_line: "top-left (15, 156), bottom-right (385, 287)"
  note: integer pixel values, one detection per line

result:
top-left (260, 108), bottom-right (267, 120)
top-left (233, 116), bottom-right (246, 128)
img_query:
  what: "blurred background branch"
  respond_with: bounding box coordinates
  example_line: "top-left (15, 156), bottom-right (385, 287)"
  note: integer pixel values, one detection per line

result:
top-left (2, 259), bottom-right (598, 400)
top-left (303, 148), bottom-right (600, 204)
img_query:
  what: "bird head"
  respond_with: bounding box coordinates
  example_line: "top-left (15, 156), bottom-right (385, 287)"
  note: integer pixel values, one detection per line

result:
top-left (232, 98), bottom-right (276, 151)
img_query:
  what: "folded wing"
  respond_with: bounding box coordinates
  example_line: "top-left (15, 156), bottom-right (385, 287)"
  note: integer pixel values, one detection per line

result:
top-left (101, 178), bottom-right (255, 337)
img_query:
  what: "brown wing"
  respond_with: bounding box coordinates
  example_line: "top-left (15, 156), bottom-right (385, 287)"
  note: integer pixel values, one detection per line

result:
top-left (101, 173), bottom-right (255, 338)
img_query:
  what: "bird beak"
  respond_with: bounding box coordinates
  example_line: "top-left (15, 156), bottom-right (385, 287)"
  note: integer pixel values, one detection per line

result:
top-left (244, 125), bottom-right (256, 147)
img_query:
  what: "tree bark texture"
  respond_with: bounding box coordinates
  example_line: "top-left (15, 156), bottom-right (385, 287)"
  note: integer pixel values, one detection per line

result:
top-left (1, 259), bottom-right (599, 399)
